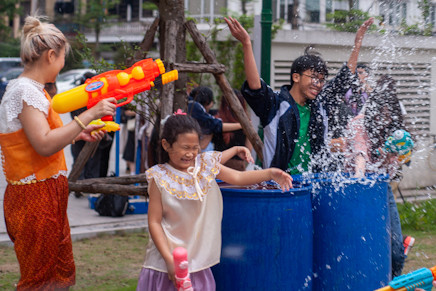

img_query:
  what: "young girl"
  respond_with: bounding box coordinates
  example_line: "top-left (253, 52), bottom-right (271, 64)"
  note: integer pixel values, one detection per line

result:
top-left (0, 16), bottom-right (116, 290)
top-left (137, 113), bottom-right (292, 290)
top-left (342, 75), bottom-right (407, 278)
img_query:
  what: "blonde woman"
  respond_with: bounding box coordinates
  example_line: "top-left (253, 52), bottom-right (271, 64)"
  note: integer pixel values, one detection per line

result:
top-left (0, 16), bottom-right (116, 290)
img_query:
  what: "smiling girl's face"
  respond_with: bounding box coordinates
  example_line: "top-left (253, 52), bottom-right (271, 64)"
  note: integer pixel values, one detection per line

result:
top-left (162, 131), bottom-right (201, 172)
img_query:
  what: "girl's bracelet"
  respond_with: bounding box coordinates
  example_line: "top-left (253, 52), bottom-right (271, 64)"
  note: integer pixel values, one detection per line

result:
top-left (74, 116), bottom-right (87, 130)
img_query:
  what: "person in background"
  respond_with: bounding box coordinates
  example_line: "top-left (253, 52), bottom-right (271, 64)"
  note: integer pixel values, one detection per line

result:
top-left (137, 112), bottom-right (292, 290)
top-left (0, 15), bottom-right (116, 290)
top-left (341, 75), bottom-right (409, 278)
top-left (122, 107), bottom-right (137, 175)
top-left (44, 82), bottom-right (57, 97)
top-left (213, 89), bottom-right (252, 171)
top-left (187, 86), bottom-right (242, 150)
top-left (329, 63), bottom-right (374, 141)
top-left (225, 16), bottom-right (374, 174)
top-left (345, 63), bottom-right (373, 116)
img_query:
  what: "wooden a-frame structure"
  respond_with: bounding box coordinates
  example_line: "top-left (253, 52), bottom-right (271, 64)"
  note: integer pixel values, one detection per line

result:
top-left (68, 17), bottom-right (264, 197)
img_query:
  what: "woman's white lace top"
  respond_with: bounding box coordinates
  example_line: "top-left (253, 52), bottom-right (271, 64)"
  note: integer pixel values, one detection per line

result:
top-left (0, 77), bottom-right (67, 182)
top-left (0, 77), bottom-right (50, 133)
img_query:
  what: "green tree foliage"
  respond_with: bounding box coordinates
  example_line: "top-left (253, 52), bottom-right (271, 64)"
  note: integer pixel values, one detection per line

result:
top-left (75, 0), bottom-right (120, 59)
top-left (0, 38), bottom-right (20, 57)
top-left (72, 32), bottom-right (122, 73)
top-left (400, 0), bottom-right (433, 36)
top-left (0, 0), bottom-right (21, 41)
top-left (326, 9), bottom-right (377, 33)
top-left (185, 15), bottom-right (254, 100)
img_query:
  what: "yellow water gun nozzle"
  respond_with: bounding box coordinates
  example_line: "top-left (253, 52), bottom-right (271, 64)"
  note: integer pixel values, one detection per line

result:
top-left (161, 70), bottom-right (179, 85)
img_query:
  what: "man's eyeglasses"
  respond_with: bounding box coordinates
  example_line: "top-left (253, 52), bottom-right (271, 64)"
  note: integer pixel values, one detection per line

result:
top-left (301, 73), bottom-right (326, 86)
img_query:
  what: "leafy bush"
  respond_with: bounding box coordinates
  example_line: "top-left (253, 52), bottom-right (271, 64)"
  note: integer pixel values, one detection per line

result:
top-left (326, 9), bottom-right (379, 33)
top-left (0, 38), bottom-right (20, 57)
top-left (398, 199), bottom-right (436, 231)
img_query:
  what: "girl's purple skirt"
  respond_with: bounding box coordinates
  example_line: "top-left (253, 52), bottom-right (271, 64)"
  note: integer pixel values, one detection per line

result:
top-left (136, 267), bottom-right (216, 291)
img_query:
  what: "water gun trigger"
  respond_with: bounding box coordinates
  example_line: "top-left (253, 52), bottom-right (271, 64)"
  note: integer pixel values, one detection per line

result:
top-left (115, 92), bottom-right (134, 108)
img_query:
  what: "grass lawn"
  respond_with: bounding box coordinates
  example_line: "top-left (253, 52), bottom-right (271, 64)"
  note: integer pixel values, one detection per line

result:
top-left (401, 227), bottom-right (436, 274)
top-left (0, 231), bottom-right (148, 290)
top-left (1, 228), bottom-right (435, 290)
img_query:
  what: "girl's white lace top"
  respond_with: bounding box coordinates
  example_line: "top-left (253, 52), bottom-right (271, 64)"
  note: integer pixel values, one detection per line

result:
top-left (143, 151), bottom-right (223, 273)
top-left (0, 77), bottom-right (67, 182)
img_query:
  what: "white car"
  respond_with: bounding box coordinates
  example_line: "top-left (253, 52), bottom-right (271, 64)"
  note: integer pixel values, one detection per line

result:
top-left (0, 67), bottom-right (24, 82)
top-left (56, 68), bottom-right (96, 93)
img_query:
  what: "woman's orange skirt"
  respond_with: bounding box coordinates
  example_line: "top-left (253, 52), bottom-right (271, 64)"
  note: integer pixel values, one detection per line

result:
top-left (4, 175), bottom-right (75, 290)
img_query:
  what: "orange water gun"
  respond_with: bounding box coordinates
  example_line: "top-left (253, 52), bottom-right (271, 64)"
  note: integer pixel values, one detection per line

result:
top-left (52, 58), bottom-right (178, 129)
top-left (375, 266), bottom-right (436, 291)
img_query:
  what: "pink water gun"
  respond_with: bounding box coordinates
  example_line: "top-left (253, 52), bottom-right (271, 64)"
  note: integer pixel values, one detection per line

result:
top-left (173, 247), bottom-right (193, 291)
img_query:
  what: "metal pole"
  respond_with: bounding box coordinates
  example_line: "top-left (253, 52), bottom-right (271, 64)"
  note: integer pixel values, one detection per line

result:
top-left (261, 0), bottom-right (272, 83)
top-left (115, 107), bottom-right (121, 177)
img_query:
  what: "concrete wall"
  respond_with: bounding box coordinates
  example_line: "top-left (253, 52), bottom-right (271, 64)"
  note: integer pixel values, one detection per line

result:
top-left (269, 29), bottom-right (436, 189)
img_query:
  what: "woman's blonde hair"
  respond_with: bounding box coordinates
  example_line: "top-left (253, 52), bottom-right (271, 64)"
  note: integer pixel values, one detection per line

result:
top-left (20, 15), bottom-right (70, 65)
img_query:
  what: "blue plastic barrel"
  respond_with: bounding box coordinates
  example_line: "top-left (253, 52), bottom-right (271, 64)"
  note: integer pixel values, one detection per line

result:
top-left (296, 173), bottom-right (391, 290)
top-left (212, 181), bottom-right (313, 291)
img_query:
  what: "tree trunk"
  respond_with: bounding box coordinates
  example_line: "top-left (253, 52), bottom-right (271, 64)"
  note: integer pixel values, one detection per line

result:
top-left (131, 16), bottom-right (160, 64)
top-left (185, 20), bottom-right (264, 162)
top-left (158, 0), bottom-right (187, 113)
top-left (68, 141), bottom-right (100, 182)
top-left (159, 20), bottom-right (177, 121)
top-left (69, 182), bottom-right (147, 196)
top-left (292, 0), bottom-right (299, 30)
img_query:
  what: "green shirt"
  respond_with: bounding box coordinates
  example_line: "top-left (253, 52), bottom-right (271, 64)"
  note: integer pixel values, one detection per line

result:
top-left (288, 103), bottom-right (311, 175)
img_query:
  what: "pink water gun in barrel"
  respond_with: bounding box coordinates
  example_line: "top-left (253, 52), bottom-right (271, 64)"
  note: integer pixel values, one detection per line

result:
top-left (173, 247), bottom-right (193, 291)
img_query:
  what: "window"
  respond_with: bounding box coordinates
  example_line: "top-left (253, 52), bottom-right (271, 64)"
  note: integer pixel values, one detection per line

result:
top-left (139, 0), bottom-right (158, 20)
top-left (185, 0), bottom-right (226, 23)
top-left (306, 0), bottom-right (320, 23)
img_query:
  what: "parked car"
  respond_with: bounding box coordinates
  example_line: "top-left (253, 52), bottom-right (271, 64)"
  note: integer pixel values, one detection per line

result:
top-left (0, 57), bottom-right (22, 72)
top-left (56, 68), bottom-right (96, 93)
top-left (0, 67), bottom-right (24, 100)
top-left (1, 67), bottom-right (24, 82)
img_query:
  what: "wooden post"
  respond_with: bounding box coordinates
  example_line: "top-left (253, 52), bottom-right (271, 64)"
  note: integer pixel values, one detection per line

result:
top-left (134, 17), bottom-right (160, 62)
top-left (68, 182), bottom-right (147, 196)
top-left (160, 20), bottom-right (178, 123)
top-left (68, 141), bottom-right (100, 183)
top-left (184, 20), bottom-right (264, 162)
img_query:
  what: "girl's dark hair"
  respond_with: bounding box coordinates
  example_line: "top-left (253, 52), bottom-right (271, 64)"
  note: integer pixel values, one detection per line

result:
top-left (217, 89), bottom-right (246, 144)
top-left (290, 46), bottom-right (328, 87)
top-left (364, 75), bottom-right (404, 161)
top-left (190, 86), bottom-right (214, 107)
top-left (356, 63), bottom-right (371, 74)
top-left (160, 114), bottom-right (202, 163)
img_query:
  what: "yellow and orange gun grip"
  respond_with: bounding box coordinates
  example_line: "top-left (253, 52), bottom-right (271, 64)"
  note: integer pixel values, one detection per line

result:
top-left (89, 119), bottom-right (120, 134)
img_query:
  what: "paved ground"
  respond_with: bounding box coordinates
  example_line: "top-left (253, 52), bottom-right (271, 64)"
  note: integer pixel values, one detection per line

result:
top-left (0, 114), bottom-right (148, 246)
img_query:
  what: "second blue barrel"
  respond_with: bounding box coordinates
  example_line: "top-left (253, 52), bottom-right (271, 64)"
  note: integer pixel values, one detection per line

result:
top-left (299, 173), bottom-right (391, 290)
top-left (212, 182), bottom-right (313, 291)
